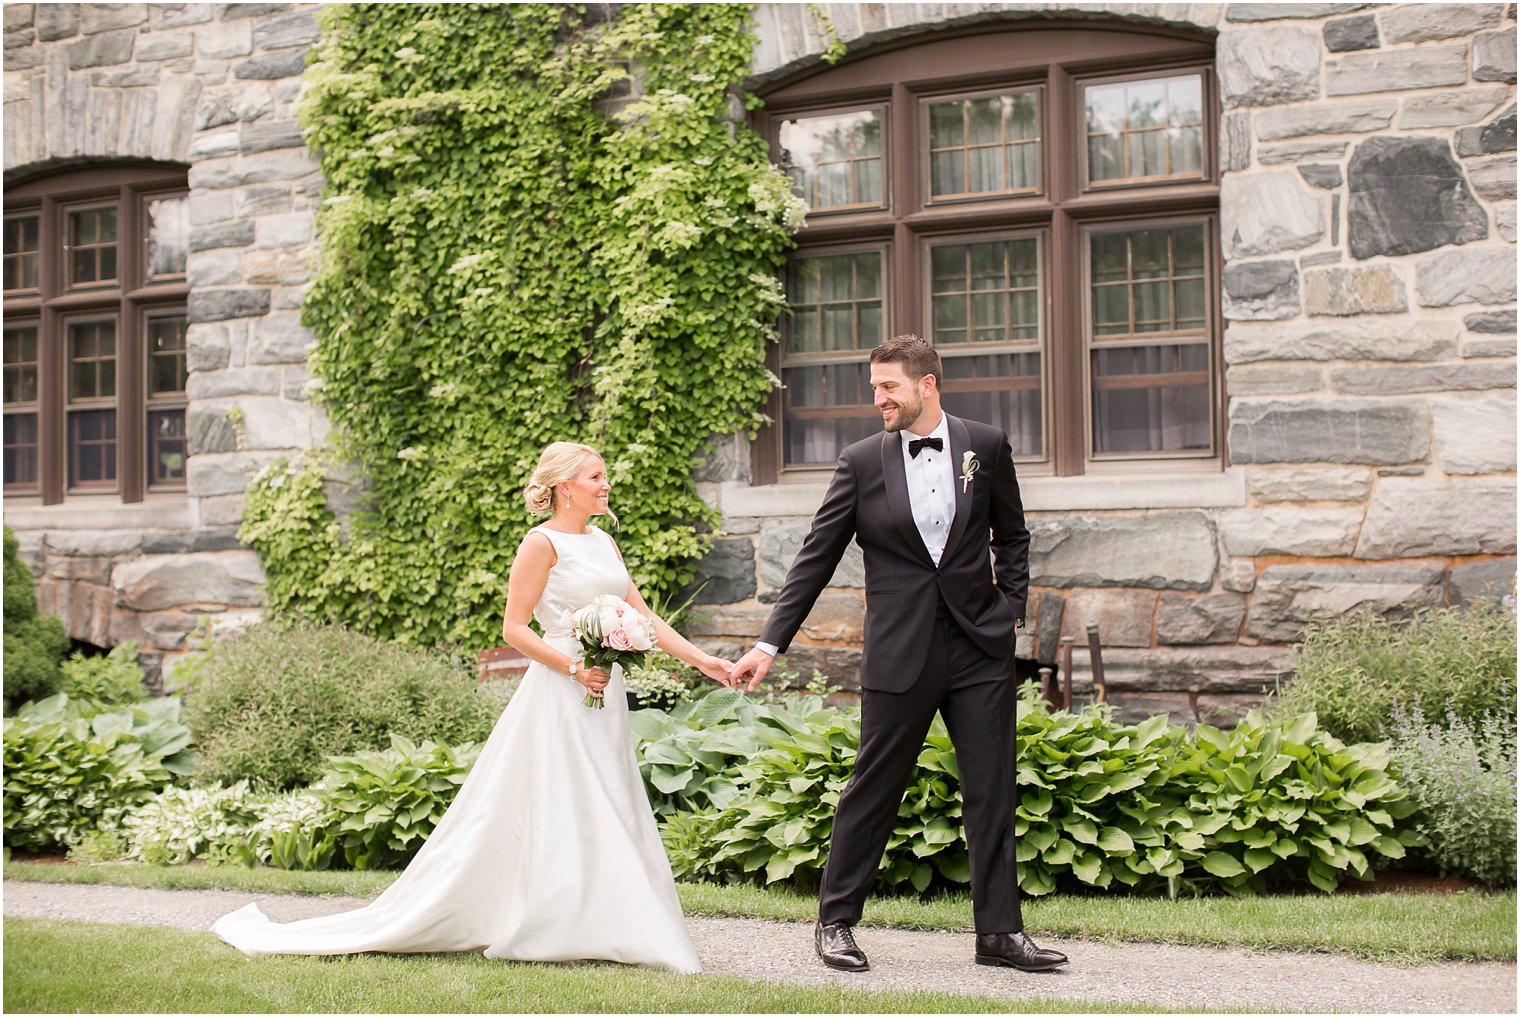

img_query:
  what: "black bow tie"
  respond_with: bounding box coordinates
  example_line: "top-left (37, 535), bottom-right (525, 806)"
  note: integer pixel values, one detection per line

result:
top-left (908, 436), bottom-right (943, 458)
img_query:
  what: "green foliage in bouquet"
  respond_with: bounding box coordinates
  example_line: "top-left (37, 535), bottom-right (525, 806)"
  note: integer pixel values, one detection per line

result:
top-left (1274, 602), bottom-right (1517, 743)
top-left (3, 526), bottom-right (69, 713)
top-left (59, 642), bottom-right (149, 710)
top-left (3, 694), bottom-right (196, 852)
top-left (181, 623), bottom-right (499, 789)
top-left (239, 3), bottom-right (796, 649)
top-left (318, 734), bottom-right (482, 870)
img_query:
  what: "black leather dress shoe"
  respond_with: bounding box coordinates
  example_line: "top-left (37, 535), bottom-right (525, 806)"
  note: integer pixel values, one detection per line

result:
top-left (975, 931), bottom-right (1068, 971)
top-left (815, 921), bottom-right (870, 971)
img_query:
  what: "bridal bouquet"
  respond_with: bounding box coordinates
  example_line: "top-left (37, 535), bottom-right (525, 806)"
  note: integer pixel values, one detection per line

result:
top-left (570, 595), bottom-right (657, 709)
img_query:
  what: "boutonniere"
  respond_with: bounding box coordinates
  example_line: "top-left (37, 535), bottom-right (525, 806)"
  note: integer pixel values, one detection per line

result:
top-left (960, 450), bottom-right (980, 493)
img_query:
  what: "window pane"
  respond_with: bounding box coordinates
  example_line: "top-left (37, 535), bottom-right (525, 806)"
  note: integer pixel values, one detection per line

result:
top-left (779, 110), bottom-right (886, 211)
top-left (1085, 72), bottom-right (1207, 186)
top-left (3, 215), bottom-right (40, 292)
top-left (147, 315), bottom-right (189, 397)
top-left (940, 352), bottom-right (1043, 458)
top-left (929, 238), bottom-right (1041, 346)
top-left (68, 320), bottom-right (117, 400)
top-left (145, 195), bottom-right (190, 280)
top-left (785, 251), bottom-right (885, 354)
top-left (4, 413), bottom-right (38, 486)
top-left (3, 324), bottom-right (39, 405)
top-left (1088, 224), bottom-right (1208, 338)
top-left (67, 206), bottom-right (118, 286)
top-left (148, 409), bottom-right (186, 485)
top-left (1091, 342), bottom-right (1210, 454)
top-left (782, 362), bottom-right (880, 465)
top-left (927, 89), bottom-right (1042, 199)
top-left (69, 408), bottom-right (117, 485)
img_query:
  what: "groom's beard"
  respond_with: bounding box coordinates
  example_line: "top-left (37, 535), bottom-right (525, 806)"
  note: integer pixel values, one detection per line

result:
top-left (881, 392), bottom-right (923, 433)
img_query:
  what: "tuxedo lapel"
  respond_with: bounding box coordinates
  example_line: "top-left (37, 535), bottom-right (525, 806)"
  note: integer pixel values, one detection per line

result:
top-left (942, 414), bottom-right (974, 561)
top-left (880, 430), bottom-right (936, 568)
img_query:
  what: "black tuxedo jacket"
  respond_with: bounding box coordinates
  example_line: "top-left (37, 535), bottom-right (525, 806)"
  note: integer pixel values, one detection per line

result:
top-left (760, 414), bottom-right (1031, 693)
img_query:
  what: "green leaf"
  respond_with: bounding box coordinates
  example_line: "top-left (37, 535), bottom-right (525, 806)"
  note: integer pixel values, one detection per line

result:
top-left (1201, 851), bottom-right (1246, 878)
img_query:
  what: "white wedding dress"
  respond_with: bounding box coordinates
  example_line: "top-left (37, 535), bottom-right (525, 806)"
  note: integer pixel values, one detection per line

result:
top-left (213, 524), bottom-right (702, 974)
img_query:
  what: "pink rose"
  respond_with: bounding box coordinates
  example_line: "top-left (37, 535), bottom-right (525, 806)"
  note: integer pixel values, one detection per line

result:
top-left (606, 628), bottom-right (634, 651)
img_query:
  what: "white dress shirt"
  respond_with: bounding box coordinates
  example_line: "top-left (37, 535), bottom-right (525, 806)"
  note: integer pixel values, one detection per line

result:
top-left (755, 415), bottom-right (955, 659)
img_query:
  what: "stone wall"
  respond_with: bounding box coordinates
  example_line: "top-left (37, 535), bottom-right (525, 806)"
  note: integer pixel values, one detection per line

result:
top-left (3, 2), bottom-right (324, 679)
top-left (683, 2), bottom-right (1518, 724)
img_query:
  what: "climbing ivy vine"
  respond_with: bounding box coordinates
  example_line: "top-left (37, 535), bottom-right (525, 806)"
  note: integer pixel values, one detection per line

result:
top-left (240, 4), bottom-right (801, 649)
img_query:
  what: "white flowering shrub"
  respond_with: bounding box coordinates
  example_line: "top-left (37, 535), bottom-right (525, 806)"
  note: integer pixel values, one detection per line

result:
top-left (122, 782), bottom-right (267, 866)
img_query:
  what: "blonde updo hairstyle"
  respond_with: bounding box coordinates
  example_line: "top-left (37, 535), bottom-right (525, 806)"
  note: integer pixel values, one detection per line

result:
top-left (524, 441), bottom-right (606, 517)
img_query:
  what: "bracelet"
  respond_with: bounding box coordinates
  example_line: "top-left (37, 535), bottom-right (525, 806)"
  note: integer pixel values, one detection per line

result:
top-left (565, 656), bottom-right (582, 684)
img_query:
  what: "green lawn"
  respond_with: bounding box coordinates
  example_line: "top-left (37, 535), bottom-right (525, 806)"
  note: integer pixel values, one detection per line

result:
top-left (4, 919), bottom-right (1173, 1015)
top-left (7, 860), bottom-right (1515, 963)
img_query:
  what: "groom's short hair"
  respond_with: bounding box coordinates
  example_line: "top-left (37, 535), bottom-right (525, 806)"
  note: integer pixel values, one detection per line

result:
top-left (871, 333), bottom-right (942, 384)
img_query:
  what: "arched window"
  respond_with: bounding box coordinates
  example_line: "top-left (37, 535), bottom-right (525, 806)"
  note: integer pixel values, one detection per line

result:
top-left (4, 164), bottom-right (189, 504)
top-left (754, 23), bottom-right (1221, 481)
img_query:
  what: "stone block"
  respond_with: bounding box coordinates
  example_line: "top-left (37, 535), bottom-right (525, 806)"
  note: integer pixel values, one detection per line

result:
top-left (190, 219), bottom-right (255, 253)
top-left (1357, 477), bottom-right (1517, 557)
top-left (1222, 171), bottom-right (1324, 257)
top-left (195, 86), bottom-right (273, 130)
top-left (3, 5), bottom-right (32, 30)
top-left (684, 604), bottom-right (772, 639)
top-left (67, 29), bottom-right (133, 68)
top-left (1399, 86), bottom-right (1513, 129)
top-left (136, 32), bottom-right (193, 61)
top-left (234, 185), bottom-right (294, 217)
top-left (1224, 365), bottom-right (1325, 396)
top-left (1060, 589), bottom-right (1156, 647)
top-left (758, 518), bottom-right (865, 591)
top-left (1474, 27), bottom-right (1517, 83)
top-left (281, 365), bottom-right (311, 401)
top-left (1417, 247), bottom-right (1518, 306)
top-left (239, 118), bottom-right (305, 155)
top-left (197, 494), bottom-right (248, 527)
top-left (36, 5), bottom-right (79, 41)
top-left (1222, 259), bottom-right (1299, 320)
top-left (1246, 562), bottom-right (1446, 642)
top-left (690, 536), bottom-right (757, 604)
top-left (1467, 154), bottom-right (1517, 200)
top-left (1030, 513), bottom-right (1218, 591)
top-left (238, 397), bottom-right (313, 450)
top-left (1449, 557), bottom-right (1517, 606)
top-left (189, 150), bottom-right (318, 189)
top-left (1228, 399), bottom-right (1428, 465)
top-left (254, 212), bottom-right (312, 248)
top-left (187, 404), bottom-right (240, 455)
top-left (80, 4), bottom-right (147, 33)
top-left (1259, 140), bottom-right (1348, 165)
top-left (1465, 333), bottom-right (1518, 359)
top-left (90, 66), bottom-right (159, 86)
top-left (38, 578), bottom-right (117, 648)
top-left (1222, 110), bottom-right (1251, 172)
top-left (1323, 13), bottom-right (1378, 51)
top-left (221, 4), bottom-right (292, 19)
top-left (247, 311), bottom-right (313, 364)
top-left (151, 6), bottom-right (213, 29)
top-left (1220, 506), bottom-right (1362, 556)
top-left (799, 591), bottom-right (865, 642)
top-left (3, 42), bottom-right (39, 69)
top-left (1465, 308), bottom-right (1517, 334)
top-left (112, 551), bottom-right (265, 611)
top-left (1227, 3), bottom-right (1370, 20)
top-left (190, 129), bottom-right (239, 159)
top-left (1224, 318), bottom-right (1457, 363)
top-left (1222, 560), bottom-right (1257, 594)
top-left (189, 287), bottom-right (270, 323)
top-left (1330, 361), bottom-right (1517, 396)
top-left (1218, 27), bottom-right (1321, 109)
top-left (241, 248), bottom-right (311, 285)
top-left (197, 20), bottom-right (252, 59)
top-left (186, 366), bottom-right (282, 399)
top-left (254, 9), bottom-right (318, 49)
top-left (14, 530), bottom-right (44, 574)
top-left (45, 554), bottom-right (115, 585)
top-left (44, 530), bottom-right (143, 557)
top-left (1327, 43), bottom-right (1469, 96)
top-left (140, 610), bottom-right (207, 652)
top-left (1380, 3), bottom-right (1502, 43)
top-left (1303, 265), bottom-right (1406, 316)
top-left (186, 323), bottom-right (232, 373)
top-left (186, 453), bottom-right (258, 497)
top-left (1347, 136), bottom-right (1487, 258)
top-left (1156, 592), bottom-right (1247, 645)
top-left (1432, 392), bottom-right (1518, 474)
top-left (1073, 645), bottom-right (1292, 694)
top-left (1254, 98), bottom-right (1397, 140)
top-left (1246, 465), bottom-right (1371, 503)
top-left (1298, 163), bottom-right (1344, 191)
top-left (1456, 107), bottom-right (1516, 157)
top-left (232, 49), bottom-right (306, 80)
top-left (186, 248), bottom-right (241, 287)
top-left (771, 645), bottom-right (862, 690)
top-left (696, 432), bottom-right (750, 484)
top-left (1498, 201), bottom-right (1517, 243)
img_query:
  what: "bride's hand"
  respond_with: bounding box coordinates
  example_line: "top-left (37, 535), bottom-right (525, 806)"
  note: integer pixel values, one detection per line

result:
top-left (576, 664), bottom-right (612, 698)
top-left (696, 655), bottom-right (735, 688)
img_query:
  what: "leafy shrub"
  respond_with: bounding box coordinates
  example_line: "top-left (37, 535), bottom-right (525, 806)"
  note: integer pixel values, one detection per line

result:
top-left (659, 687), bottom-right (1416, 897)
top-left (1274, 603), bottom-right (1517, 743)
top-left (3, 526), bottom-right (69, 713)
top-left (2, 694), bottom-right (196, 851)
top-left (630, 689), bottom-right (785, 815)
top-left (123, 782), bottom-right (266, 866)
top-left (318, 734), bottom-right (482, 870)
top-left (59, 642), bottom-right (149, 709)
top-left (623, 652), bottom-right (700, 711)
top-left (1388, 708), bottom-right (1517, 887)
top-left (182, 623), bottom-right (501, 789)
top-left (252, 790), bottom-right (338, 871)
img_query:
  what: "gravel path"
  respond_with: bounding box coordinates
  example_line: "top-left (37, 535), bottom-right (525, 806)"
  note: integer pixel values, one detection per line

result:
top-left (5, 881), bottom-right (1515, 1014)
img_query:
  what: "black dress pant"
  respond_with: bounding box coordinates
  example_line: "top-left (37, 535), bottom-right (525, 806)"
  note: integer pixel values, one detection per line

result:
top-left (817, 615), bottom-right (1021, 934)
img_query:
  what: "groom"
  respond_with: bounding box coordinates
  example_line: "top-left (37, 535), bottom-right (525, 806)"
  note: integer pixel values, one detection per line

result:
top-left (730, 334), bottom-right (1066, 973)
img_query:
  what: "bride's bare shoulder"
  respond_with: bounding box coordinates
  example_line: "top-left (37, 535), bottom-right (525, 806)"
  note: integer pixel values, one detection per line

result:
top-left (514, 527), bottom-right (558, 568)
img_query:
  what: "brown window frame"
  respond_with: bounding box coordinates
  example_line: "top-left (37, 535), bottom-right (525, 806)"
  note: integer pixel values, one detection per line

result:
top-left (753, 22), bottom-right (1222, 482)
top-left (3, 164), bottom-right (190, 504)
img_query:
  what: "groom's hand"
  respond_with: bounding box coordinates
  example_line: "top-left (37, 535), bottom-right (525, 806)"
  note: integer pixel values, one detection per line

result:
top-left (731, 646), bottom-right (775, 692)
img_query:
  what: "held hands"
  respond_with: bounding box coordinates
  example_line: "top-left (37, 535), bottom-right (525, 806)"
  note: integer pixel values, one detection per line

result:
top-left (729, 646), bottom-right (775, 692)
top-left (575, 663), bottom-right (612, 700)
top-left (696, 655), bottom-right (737, 688)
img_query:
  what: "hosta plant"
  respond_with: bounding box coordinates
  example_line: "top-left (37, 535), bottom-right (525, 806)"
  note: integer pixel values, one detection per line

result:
top-left (123, 781), bottom-right (267, 866)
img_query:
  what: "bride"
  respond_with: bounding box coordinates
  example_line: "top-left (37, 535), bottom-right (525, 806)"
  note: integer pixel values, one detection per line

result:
top-left (213, 441), bottom-right (733, 973)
